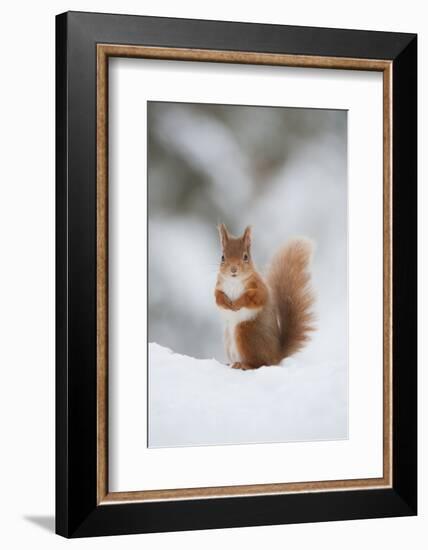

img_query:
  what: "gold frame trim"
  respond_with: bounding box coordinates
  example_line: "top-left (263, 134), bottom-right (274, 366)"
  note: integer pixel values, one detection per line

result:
top-left (96, 44), bottom-right (393, 505)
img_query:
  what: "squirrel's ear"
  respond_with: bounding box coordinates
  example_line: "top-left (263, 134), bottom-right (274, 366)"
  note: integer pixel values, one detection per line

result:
top-left (243, 226), bottom-right (252, 249)
top-left (218, 223), bottom-right (229, 248)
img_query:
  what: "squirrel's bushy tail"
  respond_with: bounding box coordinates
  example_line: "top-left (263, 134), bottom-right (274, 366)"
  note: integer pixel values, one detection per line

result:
top-left (267, 238), bottom-right (315, 359)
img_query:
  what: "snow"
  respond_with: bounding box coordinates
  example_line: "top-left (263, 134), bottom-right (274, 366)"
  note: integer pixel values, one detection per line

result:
top-left (148, 342), bottom-right (348, 448)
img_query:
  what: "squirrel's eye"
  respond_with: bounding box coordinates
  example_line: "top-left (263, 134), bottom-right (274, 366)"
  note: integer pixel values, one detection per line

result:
top-left (243, 253), bottom-right (249, 262)
top-left (221, 255), bottom-right (225, 263)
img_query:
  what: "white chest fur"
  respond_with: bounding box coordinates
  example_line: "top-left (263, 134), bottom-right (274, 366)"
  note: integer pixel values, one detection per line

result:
top-left (221, 276), bottom-right (245, 302)
top-left (217, 276), bottom-right (260, 362)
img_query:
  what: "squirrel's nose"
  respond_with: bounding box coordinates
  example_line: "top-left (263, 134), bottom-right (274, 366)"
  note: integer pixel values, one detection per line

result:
top-left (231, 266), bottom-right (237, 274)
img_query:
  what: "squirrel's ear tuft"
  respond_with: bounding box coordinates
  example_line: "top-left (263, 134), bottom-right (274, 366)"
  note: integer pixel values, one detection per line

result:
top-left (243, 226), bottom-right (252, 249)
top-left (218, 223), bottom-right (229, 248)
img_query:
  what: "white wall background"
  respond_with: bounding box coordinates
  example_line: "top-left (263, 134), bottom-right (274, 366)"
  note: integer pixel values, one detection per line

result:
top-left (0, 0), bottom-right (424, 548)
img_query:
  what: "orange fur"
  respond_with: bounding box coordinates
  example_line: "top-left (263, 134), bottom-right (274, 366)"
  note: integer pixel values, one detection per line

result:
top-left (215, 288), bottom-right (233, 310)
top-left (230, 274), bottom-right (268, 310)
top-left (234, 316), bottom-right (282, 368)
top-left (215, 225), bottom-right (315, 369)
top-left (267, 239), bottom-right (316, 358)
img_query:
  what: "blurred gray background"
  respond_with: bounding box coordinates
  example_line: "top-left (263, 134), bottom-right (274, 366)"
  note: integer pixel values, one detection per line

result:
top-left (148, 101), bottom-right (347, 363)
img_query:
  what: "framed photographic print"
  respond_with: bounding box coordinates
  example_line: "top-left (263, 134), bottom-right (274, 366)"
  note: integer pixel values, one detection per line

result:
top-left (56, 11), bottom-right (417, 538)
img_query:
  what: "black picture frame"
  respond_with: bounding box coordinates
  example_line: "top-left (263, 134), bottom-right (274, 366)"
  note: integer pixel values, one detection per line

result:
top-left (56, 11), bottom-right (417, 538)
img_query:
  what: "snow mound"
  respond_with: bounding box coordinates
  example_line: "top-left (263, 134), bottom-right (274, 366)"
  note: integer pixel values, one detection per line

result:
top-left (148, 343), bottom-right (347, 448)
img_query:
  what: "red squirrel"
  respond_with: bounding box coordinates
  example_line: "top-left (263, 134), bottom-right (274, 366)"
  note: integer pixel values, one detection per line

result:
top-left (215, 224), bottom-right (315, 370)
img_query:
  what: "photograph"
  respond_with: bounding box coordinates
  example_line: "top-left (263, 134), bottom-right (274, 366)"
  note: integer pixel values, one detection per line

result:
top-left (147, 101), bottom-right (348, 448)
top-left (0, 1), bottom-right (419, 544)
